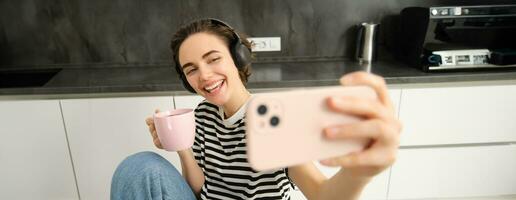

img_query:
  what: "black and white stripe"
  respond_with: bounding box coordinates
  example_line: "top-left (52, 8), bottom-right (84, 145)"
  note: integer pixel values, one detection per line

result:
top-left (193, 100), bottom-right (293, 200)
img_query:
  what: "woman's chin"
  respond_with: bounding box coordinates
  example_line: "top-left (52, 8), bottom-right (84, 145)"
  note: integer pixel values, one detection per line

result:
top-left (205, 96), bottom-right (229, 106)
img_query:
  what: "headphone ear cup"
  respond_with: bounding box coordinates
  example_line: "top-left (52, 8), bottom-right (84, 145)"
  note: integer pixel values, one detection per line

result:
top-left (232, 42), bottom-right (252, 69)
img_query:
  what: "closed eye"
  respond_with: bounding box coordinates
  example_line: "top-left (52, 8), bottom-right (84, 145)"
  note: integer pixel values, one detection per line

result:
top-left (208, 57), bottom-right (221, 64)
top-left (184, 67), bottom-right (197, 75)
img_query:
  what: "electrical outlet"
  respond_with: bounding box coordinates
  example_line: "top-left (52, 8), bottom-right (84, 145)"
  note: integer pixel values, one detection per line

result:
top-left (247, 37), bottom-right (281, 52)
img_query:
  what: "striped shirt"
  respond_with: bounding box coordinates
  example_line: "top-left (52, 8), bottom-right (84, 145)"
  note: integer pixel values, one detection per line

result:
top-left (192, 100), bottom-right (293, 199)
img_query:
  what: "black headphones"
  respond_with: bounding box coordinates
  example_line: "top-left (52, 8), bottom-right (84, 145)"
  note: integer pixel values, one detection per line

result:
top-left (174, 18), bottom-right (252, 93)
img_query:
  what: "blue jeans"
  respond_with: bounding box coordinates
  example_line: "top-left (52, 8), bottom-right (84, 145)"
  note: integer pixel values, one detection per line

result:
top-left (111, 151), bottom-right (197, 200)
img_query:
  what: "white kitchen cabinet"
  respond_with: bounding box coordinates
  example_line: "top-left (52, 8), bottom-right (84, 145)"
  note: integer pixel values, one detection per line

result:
top-left (174, 95), bottom-right (205, 109)
top-left (60, 96), bottom-right (180, 200)
top-left (389, 89), bottom-right (401, 116)
top-left (0, 100), bottom-right (78, 200)
top-left (399, 85), bottom-right (516, 146)
top-left (388, 144), bottom-right (516, 199)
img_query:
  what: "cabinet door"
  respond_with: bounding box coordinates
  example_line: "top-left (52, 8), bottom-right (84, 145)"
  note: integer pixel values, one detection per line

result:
top-left (399, 85), bottom-right (516, 146)
top-left (388, 145), bottom-right (516, 199)
top-left (174, 95), bottom-right (205, 109)
top-left (61, 96), bottom-right (179, 200)
top-left (0, 100), bottom-right (78, 200)
top-left (389, 89), bottom-right (401, 117)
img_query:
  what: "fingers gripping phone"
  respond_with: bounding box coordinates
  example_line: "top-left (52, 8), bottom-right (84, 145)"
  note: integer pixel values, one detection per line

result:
top-left (246, 86), bottom-right (378, 171)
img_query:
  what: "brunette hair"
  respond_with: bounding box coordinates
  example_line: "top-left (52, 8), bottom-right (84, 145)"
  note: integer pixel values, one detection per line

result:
top-left (170, 19), bottom-right (253, 85)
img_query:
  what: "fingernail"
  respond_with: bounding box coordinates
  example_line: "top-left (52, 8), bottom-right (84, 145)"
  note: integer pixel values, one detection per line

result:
top-left (320, 159), bottom-right (333, 165)
top-left (332, 97), bottom-right (354, 110)
top-left (330, 97), bottom-right (343, 106)
top-left (325, 127), bottom-right (339, 138)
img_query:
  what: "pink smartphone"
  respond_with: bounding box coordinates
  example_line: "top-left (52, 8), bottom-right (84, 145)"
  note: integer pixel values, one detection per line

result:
top-left (246, 85), bottom-right (378, 171)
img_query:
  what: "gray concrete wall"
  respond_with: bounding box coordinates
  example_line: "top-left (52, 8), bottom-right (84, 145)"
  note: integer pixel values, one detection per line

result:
top-left (1, 0), bottom-right (514, 67)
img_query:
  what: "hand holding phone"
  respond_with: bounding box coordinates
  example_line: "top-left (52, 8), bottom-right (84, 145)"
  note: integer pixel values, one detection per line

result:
top-left (246, 86), bottom-right (378, 171)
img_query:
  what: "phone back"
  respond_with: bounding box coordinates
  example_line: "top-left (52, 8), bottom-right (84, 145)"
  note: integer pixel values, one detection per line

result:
top-left (246, 86), bottom-right (377, 171)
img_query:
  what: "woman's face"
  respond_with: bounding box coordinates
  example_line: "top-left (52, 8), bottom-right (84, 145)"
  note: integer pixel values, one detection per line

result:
top-left (178, 32), bottom-right (242, 106)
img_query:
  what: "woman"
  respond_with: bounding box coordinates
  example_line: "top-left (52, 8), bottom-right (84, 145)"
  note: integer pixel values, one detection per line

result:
top-left (111, 18), bottom-right (401, 200)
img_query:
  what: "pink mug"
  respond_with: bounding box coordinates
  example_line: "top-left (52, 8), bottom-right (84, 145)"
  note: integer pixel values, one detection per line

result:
top-left (153, 108), bottom-right (195, 151)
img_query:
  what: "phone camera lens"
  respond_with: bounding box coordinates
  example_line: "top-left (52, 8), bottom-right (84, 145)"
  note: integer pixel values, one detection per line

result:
top-left (258, 105), bottom-right (267, 115)
top-left (270, 116), bottom-right (280, 127)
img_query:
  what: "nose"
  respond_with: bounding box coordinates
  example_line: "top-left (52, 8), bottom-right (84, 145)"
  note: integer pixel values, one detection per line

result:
top-left (198, 63), bottom-right (213, 81)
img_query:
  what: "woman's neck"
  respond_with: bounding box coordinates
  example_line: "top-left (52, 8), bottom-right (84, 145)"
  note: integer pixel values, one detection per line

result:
top-left (222, 87), bottom-right (251, 119)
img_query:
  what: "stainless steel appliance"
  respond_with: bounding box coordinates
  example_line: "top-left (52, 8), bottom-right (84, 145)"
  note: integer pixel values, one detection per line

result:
top-left (356, 23), bottom-right (379, 64)
top-left (398, 4), bottom-right (516, 71)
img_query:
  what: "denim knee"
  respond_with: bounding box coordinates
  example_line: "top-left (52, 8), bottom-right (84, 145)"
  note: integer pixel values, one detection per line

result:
top-left (111, 151), bottom-right (195, 200)
top-left (118, 151), bottom-right (178, 176)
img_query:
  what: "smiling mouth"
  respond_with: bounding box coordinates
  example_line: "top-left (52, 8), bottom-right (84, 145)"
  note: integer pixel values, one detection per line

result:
top-left (204, 80), bottom-right (224, 93)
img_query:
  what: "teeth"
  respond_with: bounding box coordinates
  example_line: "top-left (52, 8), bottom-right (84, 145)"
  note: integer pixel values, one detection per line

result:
top-left (204, 80), bottom-right (223, 92)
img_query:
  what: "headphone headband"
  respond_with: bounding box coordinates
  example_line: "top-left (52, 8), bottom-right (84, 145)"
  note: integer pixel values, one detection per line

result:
top-left (207, 18), bottom-right (241, 41)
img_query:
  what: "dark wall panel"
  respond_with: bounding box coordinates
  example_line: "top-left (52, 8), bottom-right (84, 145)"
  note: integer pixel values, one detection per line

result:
top-left (1, 0), bottom-right (514, 67)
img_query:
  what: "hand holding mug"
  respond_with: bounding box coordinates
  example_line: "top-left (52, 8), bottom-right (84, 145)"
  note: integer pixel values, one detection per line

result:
top-left (145, 109), bottom-right (163, 149)
top-left (146, 108), bottom-right (196, 151)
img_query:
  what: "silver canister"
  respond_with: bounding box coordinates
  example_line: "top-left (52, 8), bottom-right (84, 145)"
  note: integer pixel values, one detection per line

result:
top-left (356, 23), bottom-right (379, 64)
